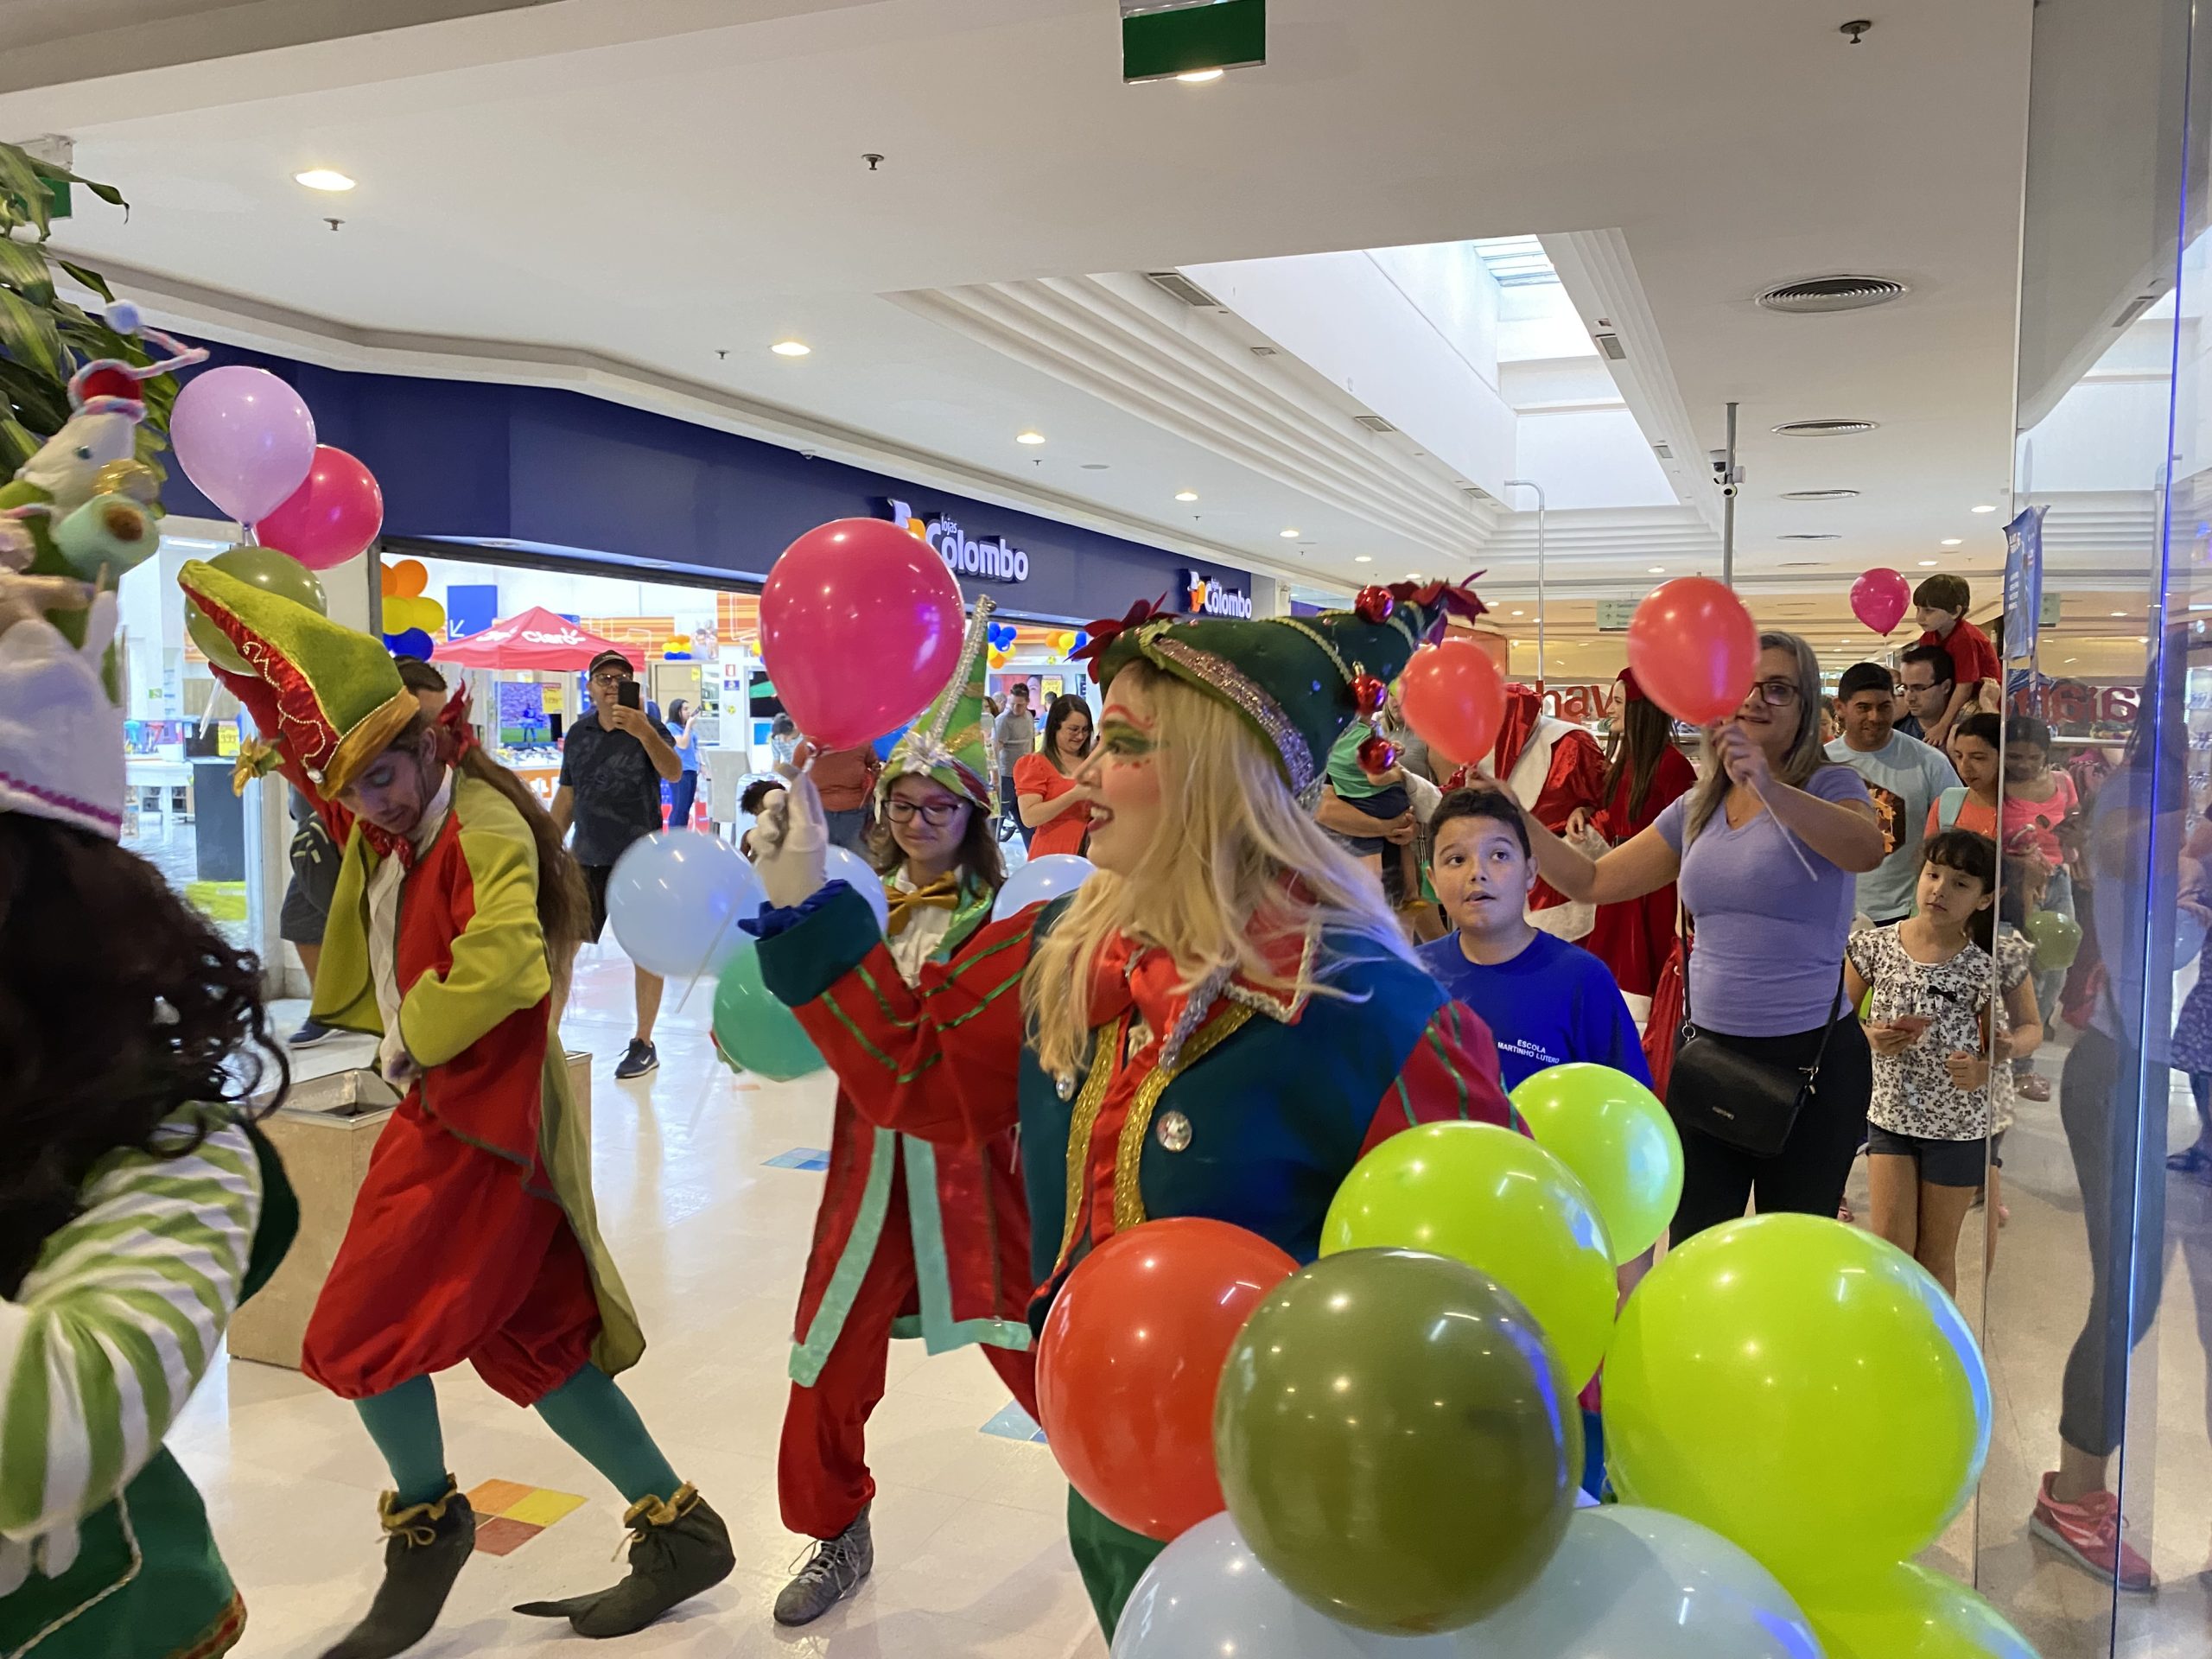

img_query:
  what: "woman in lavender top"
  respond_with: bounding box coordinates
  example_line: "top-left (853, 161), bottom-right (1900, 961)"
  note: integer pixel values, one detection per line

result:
top-left (1525, 632), bottom-right (1885, 1238)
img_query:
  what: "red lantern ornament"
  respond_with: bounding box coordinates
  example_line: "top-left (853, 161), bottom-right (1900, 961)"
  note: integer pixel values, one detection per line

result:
top-left (1349, 671), bottom-right (1389, 717)
top-left (1358, 734), bottom-right (1401, 776)
top-left (1354, 585), bottom-right (1396, 625)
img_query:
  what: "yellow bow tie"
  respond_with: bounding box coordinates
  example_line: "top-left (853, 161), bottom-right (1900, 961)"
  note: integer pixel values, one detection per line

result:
top-left (886, 874), bottom-right (962, 937)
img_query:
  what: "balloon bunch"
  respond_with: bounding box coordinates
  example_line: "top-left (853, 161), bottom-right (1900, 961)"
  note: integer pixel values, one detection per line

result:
top-left (1041, 1059), bottom-right (2022, 1658)
top-left (378, 559), bottom-right (443, 658)
top-left (705, 843), bottom-right (890, 1081)
top-left (171, 368), bottom-right (384, 566)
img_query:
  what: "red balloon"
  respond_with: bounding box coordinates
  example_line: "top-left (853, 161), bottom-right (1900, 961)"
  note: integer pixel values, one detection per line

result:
top-left (1399, 638), bottom-right (1507, 767)
top-left (1625, 576), bottom-right (1759, 725)
top-left (1036, 1218), bottom-right (1297, 1541)
top-left (760, 518), bottom-right (965, 750)
top-left (256, 445), bottom-right (384, 572)
top-left (1850, 567), bottom-right (1911, 634)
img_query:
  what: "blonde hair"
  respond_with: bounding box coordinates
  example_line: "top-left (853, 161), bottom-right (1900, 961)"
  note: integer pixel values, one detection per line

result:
top-left (1023, 660), bottom-right (1411, 1078)
top-left (1682, 629), bottom-right (1842, 843)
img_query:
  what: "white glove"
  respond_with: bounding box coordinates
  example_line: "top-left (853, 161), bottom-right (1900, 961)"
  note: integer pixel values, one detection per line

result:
top-left (378, 1027), bottom-right (419, 1092)
top-left (752, 761), bottom-right (830, 909)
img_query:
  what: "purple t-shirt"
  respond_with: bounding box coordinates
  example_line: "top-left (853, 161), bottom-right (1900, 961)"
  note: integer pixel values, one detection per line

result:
top-left (1655, 765), bottom-right (1872, 1038)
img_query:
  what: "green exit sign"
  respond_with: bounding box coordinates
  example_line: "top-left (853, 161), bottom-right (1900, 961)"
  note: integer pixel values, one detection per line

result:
top-left (1596, 598), bottom-right (1637, 632)
top-left (1122, 0), bottom-right (1266, 83)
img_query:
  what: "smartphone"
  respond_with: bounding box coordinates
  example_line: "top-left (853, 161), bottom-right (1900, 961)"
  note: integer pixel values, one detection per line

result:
top-left (617, 681), bottom-right (642, 711)
top-left (1890, 1014), bottom-right (1932, 1037)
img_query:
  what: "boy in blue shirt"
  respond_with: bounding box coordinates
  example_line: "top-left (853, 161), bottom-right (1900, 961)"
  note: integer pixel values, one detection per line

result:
top-left (1418, 786), bottom-right (1650, 1089)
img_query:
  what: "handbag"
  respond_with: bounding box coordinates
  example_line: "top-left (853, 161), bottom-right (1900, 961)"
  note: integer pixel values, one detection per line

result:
top-left (1666, 909), bottom-right (1846, 1158)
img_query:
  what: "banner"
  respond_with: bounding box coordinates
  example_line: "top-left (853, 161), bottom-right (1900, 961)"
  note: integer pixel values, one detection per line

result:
top-left (2001, 505), bottom-right (2047, 663)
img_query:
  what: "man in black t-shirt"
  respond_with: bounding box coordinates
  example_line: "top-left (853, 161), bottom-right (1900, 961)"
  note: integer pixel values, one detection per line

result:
top-left (553, 650), bottom-right (682, 1079)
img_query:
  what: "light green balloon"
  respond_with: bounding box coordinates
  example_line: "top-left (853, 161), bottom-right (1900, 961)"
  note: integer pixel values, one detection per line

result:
top-left (712, 940), bottom-right (823, 1082)
top-left (1799, 1561), bottom-right (2037, 1658)
top-left (1321, 1121), bottom-right (1617, 1389)
top-left (184, 543), bottom-right (327, 672)
top-left (1510, 1062), bottom-right (1682, 1264)
top-left (1603, 1213), bottom-right (1992, 1592)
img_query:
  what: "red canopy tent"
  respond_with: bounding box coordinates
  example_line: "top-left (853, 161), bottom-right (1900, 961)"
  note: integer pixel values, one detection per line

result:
top-left (435, 607), bottom-right (644, 671)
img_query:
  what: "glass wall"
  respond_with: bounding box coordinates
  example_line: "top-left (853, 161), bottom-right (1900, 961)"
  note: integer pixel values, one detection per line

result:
top-left (1979, 0), bottom-right (2211, 1650)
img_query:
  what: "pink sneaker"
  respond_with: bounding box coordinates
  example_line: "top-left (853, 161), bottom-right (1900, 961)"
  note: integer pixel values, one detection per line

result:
top-left (2031, 1473), bottom-right (2156, 1591)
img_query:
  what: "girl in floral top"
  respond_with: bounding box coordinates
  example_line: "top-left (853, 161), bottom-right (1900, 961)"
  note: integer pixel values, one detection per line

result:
top-left (1847, 830), bottom-right (2040, 1298)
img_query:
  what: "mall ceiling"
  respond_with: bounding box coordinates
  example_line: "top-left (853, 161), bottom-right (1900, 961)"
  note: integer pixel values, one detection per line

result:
top-left (0, 0), bottom-right (2032, 604)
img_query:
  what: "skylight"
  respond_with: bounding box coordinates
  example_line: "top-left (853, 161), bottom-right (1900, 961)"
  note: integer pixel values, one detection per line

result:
top-left (1471, 235), bottom-right (1558, 288)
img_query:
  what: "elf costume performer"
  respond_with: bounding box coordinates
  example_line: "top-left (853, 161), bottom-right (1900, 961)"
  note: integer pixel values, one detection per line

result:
top-left (747, 581), bottom-right (1516, 1639)
top-left (766, 596), bottom-right (1038, 1626)
top-left (175, 563), bottom-right (734, 1659)
top-left (0, 570), bottom-right (296, 1659)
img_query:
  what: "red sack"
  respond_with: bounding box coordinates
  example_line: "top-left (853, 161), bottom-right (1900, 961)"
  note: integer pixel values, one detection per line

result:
top-left (1643, 934), bottom-right (1687, 1096)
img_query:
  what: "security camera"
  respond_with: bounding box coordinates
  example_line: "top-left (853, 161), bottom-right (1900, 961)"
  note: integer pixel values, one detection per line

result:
top-left (1707, 449), bottom-right (1729, 469)
top-left (1719, 480), bottom-right (1740, 499)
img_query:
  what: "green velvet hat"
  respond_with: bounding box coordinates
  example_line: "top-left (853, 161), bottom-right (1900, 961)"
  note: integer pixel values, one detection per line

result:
top-left (1074, 579), bottom-right (1485, 794)
top-left (879, 593), bottom-right (996, 811)
top-left (179, 558), bottom-right (414, 797)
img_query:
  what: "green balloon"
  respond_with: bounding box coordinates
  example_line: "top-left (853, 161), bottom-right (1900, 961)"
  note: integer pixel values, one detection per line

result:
top-left (711, 939), bottom-right (824, 1082)
top-left (1510, 1062), bottom-right (1682, 1266)
top-left (1799, 1561), bottom-right (2036, 1658)
top-left (2023, 908), bottom-right (2081, 972)
top-left (1213, 1247), bottom-right (1580, 1636)
top-left (184, 543), bottom-right (327, 673)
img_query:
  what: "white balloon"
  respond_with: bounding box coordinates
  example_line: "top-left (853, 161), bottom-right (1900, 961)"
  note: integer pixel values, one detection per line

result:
top-left (1114, 1514), bottom-right (1459, 1659)
top-left (606, 830), bottom-right (766, 978)
top-left (1455, 1506), bottom-right (1819, 1659)
top-left (823, 845), bottom-right (890, 933)
top-left (992, 852), bottom-right (1097, 922)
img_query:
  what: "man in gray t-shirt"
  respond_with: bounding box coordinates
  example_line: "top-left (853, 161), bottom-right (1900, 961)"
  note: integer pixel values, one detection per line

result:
top-left (993, 683), bottom-right (1037, 846)
top-left (1824, 662), bottom-right (1959, 924)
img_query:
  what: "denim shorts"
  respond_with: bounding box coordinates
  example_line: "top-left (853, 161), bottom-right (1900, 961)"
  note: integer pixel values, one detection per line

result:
top-left (1866, 1123), bottom-right (1991, 1187)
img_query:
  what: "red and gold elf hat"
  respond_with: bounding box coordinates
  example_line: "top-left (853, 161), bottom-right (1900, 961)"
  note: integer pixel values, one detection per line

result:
top-left (178, 559), bottom-right (414, 797)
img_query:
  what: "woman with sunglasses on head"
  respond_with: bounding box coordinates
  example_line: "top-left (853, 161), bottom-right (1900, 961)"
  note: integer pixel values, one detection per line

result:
top-left (764, 602), bottom-right (1038, 1630)
top-left (746, 582), bottom-right (1516, 1640)
top-left (1522, 632), bottom-right (1885, 1240)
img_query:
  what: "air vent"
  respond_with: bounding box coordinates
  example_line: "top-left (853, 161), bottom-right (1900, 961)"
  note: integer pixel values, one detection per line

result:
top-left (1771, 419), bottom-right (1879, 437)
top-left (1651, 442), bottom-right (1674, 461)
top-left (1249, 345), bottom-right (1279, 358)
top-left (2113, 291), bottom-right (2162, 328)
top-left (1592, 332), bottom-right (1627, 360)
top-left (1779, 559), bottom-right (1830, 568)
top-left (1143, 270), bottom-right (1222, 308)
top-left (1781, 488), bottom-right (1860, 500)
top-left (1351, 414), bottom-right (1397, 434)
top-left (1460, 485), bottom-right (1495, 503)
top-left (1776, 532), bottom-right (1841, 541)
top-left (1755, 275), bottom-right (1910, 314)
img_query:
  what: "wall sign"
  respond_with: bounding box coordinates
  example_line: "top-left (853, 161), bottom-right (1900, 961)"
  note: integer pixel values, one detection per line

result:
top-left (884, 498), bottom-right (1030, 584)
top-left (1180, 567), bottom-right (1253, 618)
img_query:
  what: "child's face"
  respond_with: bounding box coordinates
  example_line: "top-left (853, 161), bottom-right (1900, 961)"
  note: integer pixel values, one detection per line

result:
top-left (1432, 815), bottom-right (1535, 936)
top-left (1916, 604), bottom-right (1961, 635)
top-left (1916, 859), bottom-right (1993, 933)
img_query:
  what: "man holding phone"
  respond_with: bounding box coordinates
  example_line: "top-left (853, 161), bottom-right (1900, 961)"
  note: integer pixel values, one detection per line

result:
top-left (554, 650), bottom-right (683, 1080)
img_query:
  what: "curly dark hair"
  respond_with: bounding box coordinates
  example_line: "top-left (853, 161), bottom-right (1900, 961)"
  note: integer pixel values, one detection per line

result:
top-left (0, 815), bottom-right (286, 1294)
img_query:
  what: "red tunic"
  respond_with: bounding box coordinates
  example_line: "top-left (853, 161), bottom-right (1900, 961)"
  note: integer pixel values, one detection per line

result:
top-left (1580, 744), bottom-right (1698, 998)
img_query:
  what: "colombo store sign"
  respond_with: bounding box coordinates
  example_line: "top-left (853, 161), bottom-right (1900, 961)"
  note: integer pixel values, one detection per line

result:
top-left (883, 499), bottom-right (1030, 585)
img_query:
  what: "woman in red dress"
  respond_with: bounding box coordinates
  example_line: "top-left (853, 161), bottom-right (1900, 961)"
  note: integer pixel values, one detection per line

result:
top-left (1573, 671), bottom-right (1696, 1015)
top-left (1014, 694), bottom-right (1095, 857)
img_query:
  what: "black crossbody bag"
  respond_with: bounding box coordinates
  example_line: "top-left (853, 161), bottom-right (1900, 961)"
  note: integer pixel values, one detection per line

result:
top-left (1667, 913), bottom-right (1846, 1158)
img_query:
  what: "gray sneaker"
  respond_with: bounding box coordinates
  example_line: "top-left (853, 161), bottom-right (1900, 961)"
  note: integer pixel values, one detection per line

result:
top-left (773, 1504), bottom-right (873, 1627)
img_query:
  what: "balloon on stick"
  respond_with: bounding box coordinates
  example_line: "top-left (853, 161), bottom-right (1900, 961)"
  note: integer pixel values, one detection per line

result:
top-left (760, 518), bottom-right (965, 749)
top-left (1215, 1248), bottom-right (1580, 1635)
top-left (1850, 567), bottom-right (1912, 634)
top-left (258, 446), bottom-right (385, 571)
top-left (1037, 1218), bottom-right (1296, 1541)
top-left (1624, 576), bottom-right (1758, 724)
top-left (169, 365), bottom-right (317, 526)
top-left (605, 830), bottom-right (766, 979)
top-left (711, 940), bottom-right (825, 1081)
top-left (992, 853), bottom-right (1096, 921)
top-left (1397, 637), bottom-right (1506, 767)
top-left (1510, 1063), bottom-right (1682, 1264)
top-left (1603, 1212), bottom-right (1991, 1591)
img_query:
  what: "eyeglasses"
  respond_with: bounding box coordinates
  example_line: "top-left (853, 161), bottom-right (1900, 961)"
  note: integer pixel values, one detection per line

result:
top-left (1745, 678), bottom-right (1802, 707)
top-left (884, 798), bottom-right (963, 826)
top-left (588, 670), bottom-right (632, 688)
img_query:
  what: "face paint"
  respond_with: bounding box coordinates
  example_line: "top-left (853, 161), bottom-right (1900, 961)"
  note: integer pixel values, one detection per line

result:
top-left (340, 730), bottom-right (441, 838)
top-left (1078, 679), bottom-right (1165, 874)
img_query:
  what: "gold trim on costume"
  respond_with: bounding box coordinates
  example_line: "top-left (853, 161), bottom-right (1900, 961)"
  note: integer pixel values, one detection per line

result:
top-left (1052, 1019), bottom-right (1122, 1277)
top-left (1112, 1003), bottom-right (1255, 1230)
top-left (318, 689), bottom-right (418, 797)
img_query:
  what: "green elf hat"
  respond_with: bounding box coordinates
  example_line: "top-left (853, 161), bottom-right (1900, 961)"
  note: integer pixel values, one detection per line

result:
top-left (878, 592), bottom-right (996, 812)
top-left (1073, 577), bottom-right (1487, 796)
top-left (178, 558), bottom-right (415, 797)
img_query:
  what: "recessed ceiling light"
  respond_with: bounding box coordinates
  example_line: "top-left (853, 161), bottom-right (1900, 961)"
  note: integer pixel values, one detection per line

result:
top-left (1648, 566), bottom-right (1666, 574)
top-left (770, 340), bottom-right (810, 357)
top-left (1281, 528), bottom-right (1300, 538)
top-left (1352, 555), bottom-right (1373, 563)
top-left (1510, 608), bottom-right (1524, 616)
top-left (1972, 504), bottom-right (1998, 513)
top-left (1016, 430), bottom-right (1046, 445)
top-left (1176, 67), bottom-right (1226, 82)
top-left (1081, 462), bottom-right (1109, 471)
top-left (2064, 658), bottom-right (2078, 665)
top-left (1918, 559), bottom-right (1939, 567)
top-left (1780, 488), bottom-right (1861, 501)
top-left (1175, 490), bottom-right (1198, 502)
top-left (2111, 610), bottom-right (2126, 617)
top-left (1941, 537), bottom-right (1963, 546)
top-left (294, 168), bottom-right (355, 192)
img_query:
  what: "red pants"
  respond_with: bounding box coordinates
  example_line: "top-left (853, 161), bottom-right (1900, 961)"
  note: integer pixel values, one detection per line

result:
top-left (778, 1173), bottom-right (1039, 1540)
top-left (303, 1103), bottom-right (601, 1407)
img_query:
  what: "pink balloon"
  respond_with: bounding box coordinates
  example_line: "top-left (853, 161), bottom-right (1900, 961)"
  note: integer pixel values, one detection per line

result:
top-left (760, 518), bottom-right (965, 749)
top-left (1850, 567), bottom-right (1911, 635)
top-left (1625, 576), bottom-right (1760, 725)
top-left (257, 446), bottom-right (385, 571)
top-left (170, 365), bottom-right (317, 527)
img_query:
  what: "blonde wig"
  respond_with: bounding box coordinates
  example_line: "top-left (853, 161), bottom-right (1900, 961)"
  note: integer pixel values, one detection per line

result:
top-left (1023, 659), bottom-right (1411, 1079)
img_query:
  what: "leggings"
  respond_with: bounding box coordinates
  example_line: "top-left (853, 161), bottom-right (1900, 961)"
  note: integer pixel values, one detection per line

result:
top-left (1669, 1015), bottom-right (1873, 1242)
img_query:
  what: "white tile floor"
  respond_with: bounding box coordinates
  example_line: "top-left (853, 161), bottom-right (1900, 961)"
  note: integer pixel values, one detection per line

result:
top-left (193, 931), bottom-right (2212, 1659)
top-left (190, 938), bottom-right (1107, 1657)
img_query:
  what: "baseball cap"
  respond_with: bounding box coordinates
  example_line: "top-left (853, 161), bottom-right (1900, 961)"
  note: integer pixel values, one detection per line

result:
top-left (588, 649), bottom-right (634, 677)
